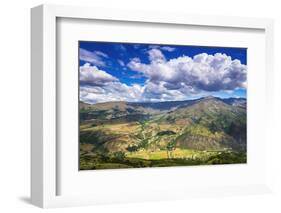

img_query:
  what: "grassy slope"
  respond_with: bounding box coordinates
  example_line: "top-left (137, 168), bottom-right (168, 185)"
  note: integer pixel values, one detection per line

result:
top-left (79, 97), bottom-right (247, 170)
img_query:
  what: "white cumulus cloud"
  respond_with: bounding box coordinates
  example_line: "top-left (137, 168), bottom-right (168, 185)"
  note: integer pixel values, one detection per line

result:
top-left (148, 48), bottom-right (166, 63)
top-left (80, 63), bottom-right (117, 86)
top-left (80, 63), bottom-right (144, 103)
top-left (79, 48), bottom-right (108, 67)
top-left (128, 50), bottom-right (247, 93)
top-left (80, 48), bottom-right (247, 103)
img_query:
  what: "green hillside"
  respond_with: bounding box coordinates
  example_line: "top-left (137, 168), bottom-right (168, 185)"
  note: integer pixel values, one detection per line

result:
top-left (79, 97), bottom-right (247, 170)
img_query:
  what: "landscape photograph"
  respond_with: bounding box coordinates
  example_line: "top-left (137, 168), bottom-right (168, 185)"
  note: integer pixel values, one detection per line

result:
top-left (79, 41), bottom-right (247, 170)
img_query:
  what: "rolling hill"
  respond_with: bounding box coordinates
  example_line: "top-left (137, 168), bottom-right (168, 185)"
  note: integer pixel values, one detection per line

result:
top-left (79, 96), bottom-right (247, 169)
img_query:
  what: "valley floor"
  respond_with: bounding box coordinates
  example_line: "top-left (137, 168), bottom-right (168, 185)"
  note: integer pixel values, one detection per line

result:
top-left (79, 148), bottom-right (246, 170)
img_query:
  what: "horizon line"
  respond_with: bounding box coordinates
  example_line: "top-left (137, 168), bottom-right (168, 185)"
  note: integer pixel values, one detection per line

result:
top-left (80, 95), bottom-right (246, 105)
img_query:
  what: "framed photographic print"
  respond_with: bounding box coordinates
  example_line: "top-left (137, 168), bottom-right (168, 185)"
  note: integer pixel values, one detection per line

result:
top-left (31, 4), bottom-right (274, 208)
top-left (78, 41), bottom-right (247, 170)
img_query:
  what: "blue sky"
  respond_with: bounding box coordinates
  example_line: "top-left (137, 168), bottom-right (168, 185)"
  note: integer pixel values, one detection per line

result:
top-left (79, 41), bottom-right (247, 103)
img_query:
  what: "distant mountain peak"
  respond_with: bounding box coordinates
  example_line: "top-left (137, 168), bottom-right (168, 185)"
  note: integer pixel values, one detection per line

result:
top-left (200, 96), bottom-right (223, 102)
top-left (202, 95), bottom-right (216, 100)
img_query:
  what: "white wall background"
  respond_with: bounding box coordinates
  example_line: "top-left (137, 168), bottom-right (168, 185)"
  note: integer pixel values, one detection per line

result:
top-left (0, 0), bottom-right (280, 212)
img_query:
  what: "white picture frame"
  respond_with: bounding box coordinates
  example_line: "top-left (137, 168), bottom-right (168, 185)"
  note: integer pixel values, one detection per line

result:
top-left (31, 4), bottom-right (274, 208)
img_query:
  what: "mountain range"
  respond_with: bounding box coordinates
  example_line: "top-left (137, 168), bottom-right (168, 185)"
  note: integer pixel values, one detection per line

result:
top-left (79, 96), bottom-right (247, 169)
